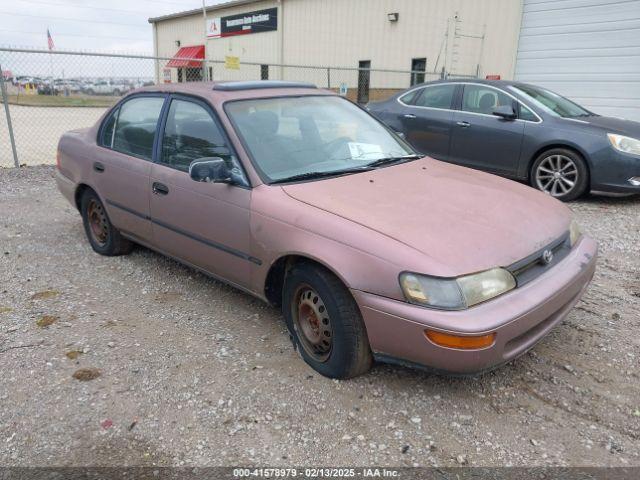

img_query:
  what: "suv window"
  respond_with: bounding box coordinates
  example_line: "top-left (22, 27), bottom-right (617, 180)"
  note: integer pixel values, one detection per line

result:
top-left (160, 99), bottom-right (233, 173)
top-left (462, 85), bottom-right (513, 115)
top-left (112, 96), bottom-right (165, 160)
top-left (413, 84), bottom-right (456, 109)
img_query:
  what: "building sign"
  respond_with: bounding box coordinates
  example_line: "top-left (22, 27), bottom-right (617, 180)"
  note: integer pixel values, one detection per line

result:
top-left (163, 68), bottom-right (171, 83)
top-left (207, 7), bottom-right (277, 39)
top-left (207, 17), bottom-right (221, 38)
top-left (225, 56), bottom-right (240, 70)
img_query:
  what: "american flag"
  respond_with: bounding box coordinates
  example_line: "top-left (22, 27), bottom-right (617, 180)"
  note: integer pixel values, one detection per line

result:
top-left (47, 29), bottom-right (55, 50)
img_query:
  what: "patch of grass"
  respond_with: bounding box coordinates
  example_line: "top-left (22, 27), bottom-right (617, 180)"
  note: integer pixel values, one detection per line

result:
top-left (7, 94), bottom-right (117, 108)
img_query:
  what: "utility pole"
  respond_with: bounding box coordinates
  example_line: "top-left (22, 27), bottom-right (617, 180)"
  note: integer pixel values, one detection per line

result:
top-left (202, 0), bottom-right (208, 81)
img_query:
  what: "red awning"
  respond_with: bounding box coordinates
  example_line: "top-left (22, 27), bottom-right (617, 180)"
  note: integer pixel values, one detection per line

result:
top-left (166, 45), bottom-right (204, 68)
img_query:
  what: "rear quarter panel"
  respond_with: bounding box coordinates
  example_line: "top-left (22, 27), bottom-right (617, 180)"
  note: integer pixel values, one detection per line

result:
top-left (57, 126), bottom-right (102, 209)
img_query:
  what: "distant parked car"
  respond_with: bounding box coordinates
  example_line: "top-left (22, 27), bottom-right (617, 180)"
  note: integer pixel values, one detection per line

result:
top-left (37, 82), bottom-right (59, 96)
top-left (368, 80), bottom-right (640, 201)
top-left (54, 79), bottom-right (81, 94)
top-left (56, 81), bottom-right (597, 379)
top-left (83, 81), bottom-right (125, 96)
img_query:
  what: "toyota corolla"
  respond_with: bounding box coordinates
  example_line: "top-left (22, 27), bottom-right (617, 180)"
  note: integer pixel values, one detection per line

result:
top-left (56, 81), bottom-right (597, 378)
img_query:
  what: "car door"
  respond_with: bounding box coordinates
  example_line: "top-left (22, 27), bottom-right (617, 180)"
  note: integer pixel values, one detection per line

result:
top-left (397, 83), bottom-right (457, 160)
top-left (149, 95), bottom-right (254, 289)
top-left (448, 84), bottom-right (525, 175)
top-left (93, 94), bottom-right (166, 242)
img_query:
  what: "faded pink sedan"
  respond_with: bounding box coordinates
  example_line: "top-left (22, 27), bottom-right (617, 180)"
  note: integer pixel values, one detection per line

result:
top-left (56, 81), bottom-right (597, 378)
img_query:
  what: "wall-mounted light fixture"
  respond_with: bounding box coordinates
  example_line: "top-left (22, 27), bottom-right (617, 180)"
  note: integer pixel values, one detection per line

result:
top-left (175, 40), bottom-right (181, 47)
top-left (387, 12), bottom-right (399, 22)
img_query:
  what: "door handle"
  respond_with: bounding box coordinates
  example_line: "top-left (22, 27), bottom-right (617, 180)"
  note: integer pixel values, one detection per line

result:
top-left (93, 162), bottom-right (105, 172)
top-left (456, 121), bottom-right (471, 128)
top-left (403, 114), bottom-right (417, 119)
top-left (152, 182), bottom-right (169, 195)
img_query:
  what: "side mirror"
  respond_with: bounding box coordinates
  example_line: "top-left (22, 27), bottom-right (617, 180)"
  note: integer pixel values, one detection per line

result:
top-left (493, 105), bottom-right (517, 120)
top-left (189, 157), bottom-right (231, 184)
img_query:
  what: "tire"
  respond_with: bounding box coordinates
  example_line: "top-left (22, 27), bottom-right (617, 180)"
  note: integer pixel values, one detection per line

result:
top-left (80, 189), bottom-right (132, 256)
top-left (283, 262), bottom-right (372, 379)
top-left (87, 89), bottom-right (95, 96)
top-left (530, 148), bottom-right (589, 202)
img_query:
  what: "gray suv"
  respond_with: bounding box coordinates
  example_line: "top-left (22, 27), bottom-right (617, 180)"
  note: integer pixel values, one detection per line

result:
top-left (368, 80), bottom-right (640, 201)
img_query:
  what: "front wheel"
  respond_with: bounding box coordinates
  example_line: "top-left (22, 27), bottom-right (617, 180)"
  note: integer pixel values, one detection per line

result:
top-left (530, 148), bottom-right (589, 202)
top-left (80, 190), bottom-right (132, 256)
top-left (283, 263), bottom-right (372, 379)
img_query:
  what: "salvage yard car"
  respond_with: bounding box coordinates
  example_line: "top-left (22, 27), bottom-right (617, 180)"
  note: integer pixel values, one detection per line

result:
top-left (368, 80), bottom-right (640, 201)
top-left (56, 81), bottom-right (597, 379)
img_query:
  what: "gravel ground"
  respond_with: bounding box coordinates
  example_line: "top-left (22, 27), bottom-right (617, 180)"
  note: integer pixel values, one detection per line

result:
top-left (0, 165), bottom-right (639, 467)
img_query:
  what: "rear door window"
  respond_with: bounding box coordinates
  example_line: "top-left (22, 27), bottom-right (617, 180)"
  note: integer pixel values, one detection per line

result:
top-left (399, 89), bottom-right (422, 106)
top-left (414, 84), bottom-right (456, 109)
top-left (112, 96), bottom-right (165, 160)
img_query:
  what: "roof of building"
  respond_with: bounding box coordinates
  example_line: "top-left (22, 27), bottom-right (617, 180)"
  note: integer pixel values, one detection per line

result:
top-left (148, 0), bottom-right (263, 24)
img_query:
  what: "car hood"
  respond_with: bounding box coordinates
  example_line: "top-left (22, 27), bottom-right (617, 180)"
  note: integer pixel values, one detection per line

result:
top-left (569, 115), bottom-right (640, 137)
top-left (281, 158), bottom-right (571, 276)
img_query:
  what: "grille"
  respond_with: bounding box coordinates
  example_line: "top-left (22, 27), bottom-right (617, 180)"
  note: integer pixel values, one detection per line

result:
top-left (507, 233), bottom-right (571, 287)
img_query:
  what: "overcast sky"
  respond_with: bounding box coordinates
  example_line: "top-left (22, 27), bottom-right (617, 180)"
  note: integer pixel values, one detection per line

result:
top-left (0, 0), bottom-right (227, 53)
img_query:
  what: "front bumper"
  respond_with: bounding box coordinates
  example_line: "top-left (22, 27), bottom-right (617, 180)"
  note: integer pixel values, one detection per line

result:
top-left (353, 236), bottom-right (597, 374)
top-left (591, 150), bottom-right (640, 194)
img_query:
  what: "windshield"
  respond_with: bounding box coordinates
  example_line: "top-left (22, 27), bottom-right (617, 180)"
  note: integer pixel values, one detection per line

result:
top-left (225, 95), bottom-right (416, 183)
top-left (509, 85), bottom-right (592, 118)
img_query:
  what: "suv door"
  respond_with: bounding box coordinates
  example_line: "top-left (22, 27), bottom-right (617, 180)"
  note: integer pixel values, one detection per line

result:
top-left (397, 83), bottom-right (457, 160)
top-left (448, 84), bottom-right (524, 175)
top-left (150, 95), bottom-right (254, 289)
top-left (94, 94), bottom-right (166, 242)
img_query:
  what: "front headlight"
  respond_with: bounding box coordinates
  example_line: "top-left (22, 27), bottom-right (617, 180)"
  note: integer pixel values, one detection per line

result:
top-left (607, 133), bottom-right (640, 156)
top-left (569, 219), bottom-right (582, 247)
top-left (400, 268), bottom-right (516, 310)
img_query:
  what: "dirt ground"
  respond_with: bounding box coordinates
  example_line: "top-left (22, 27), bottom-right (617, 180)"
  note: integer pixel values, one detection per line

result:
top-left (0, 165), bottom-right (639, 467)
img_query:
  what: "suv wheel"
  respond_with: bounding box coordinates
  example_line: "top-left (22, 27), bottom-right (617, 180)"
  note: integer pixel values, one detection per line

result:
top-left (530, 148), bottom-right (588, 201)
top-left (283, 262), bottom-right (372, 379)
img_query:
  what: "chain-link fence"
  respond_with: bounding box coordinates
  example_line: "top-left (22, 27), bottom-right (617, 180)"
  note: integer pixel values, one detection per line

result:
top-left (0, 47), bottom-right (460, 167)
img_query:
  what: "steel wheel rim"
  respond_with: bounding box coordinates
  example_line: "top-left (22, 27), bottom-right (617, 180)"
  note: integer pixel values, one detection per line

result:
top-left (292, 284), bottom-right (332, 362)
top-left (87, 199), bottom-right (109, 246)
top-left (535, 154), bottom-right (578, 197)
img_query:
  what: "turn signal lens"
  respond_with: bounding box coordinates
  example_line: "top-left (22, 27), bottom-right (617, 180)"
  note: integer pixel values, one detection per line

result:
top-left (425, 330), bottom-right (496, 350)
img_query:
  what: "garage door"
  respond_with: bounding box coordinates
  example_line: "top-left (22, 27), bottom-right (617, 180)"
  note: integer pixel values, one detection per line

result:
top-left (514, 0), bottom-right (640, 121)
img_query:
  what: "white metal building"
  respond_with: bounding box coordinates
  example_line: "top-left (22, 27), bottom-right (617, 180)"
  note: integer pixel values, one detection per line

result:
top-left (150, 0), bottom-right (640, 120)
top-left (149, 0), bottom-right (523, 92)
top-left (514, 0), bottom-right (640, 121)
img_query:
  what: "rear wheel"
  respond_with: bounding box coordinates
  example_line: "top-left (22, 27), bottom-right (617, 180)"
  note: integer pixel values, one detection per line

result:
top-left (283, 263), bottom-right (372, 379)
top-left (530, 148), bottom-right (589, 201)
top-left (80, 189), bottom-right (132, 256)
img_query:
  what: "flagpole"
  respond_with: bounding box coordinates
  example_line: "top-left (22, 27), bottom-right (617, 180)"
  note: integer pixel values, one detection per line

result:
top-left (47, 28), bottom-right (54, 85)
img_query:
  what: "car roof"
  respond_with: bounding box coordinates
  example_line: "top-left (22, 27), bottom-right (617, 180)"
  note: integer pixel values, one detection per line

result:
top-left (133, 80), bottom-right (334, 101)
top-left (410, 78), bottom-right (530, 89)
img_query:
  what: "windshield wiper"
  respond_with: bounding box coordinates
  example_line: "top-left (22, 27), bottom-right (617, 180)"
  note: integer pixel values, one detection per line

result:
top-left (270, 167), bottom-right (372, 184)
top-left (364, 154), bottom-right (422, 168)
top-left (270, 155), bottom-right (422, 184)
